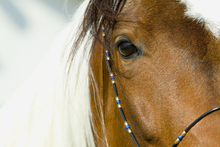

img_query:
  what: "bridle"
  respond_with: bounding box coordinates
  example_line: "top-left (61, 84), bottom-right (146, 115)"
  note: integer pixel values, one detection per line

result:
top-left (101, 26), bottom-right (220, 147)
top-left (171, 107), bottom-right (220, 147)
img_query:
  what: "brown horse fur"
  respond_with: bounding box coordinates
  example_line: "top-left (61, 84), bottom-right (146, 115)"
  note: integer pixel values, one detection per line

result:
top-left (88, 0), bottom-right (220, 146)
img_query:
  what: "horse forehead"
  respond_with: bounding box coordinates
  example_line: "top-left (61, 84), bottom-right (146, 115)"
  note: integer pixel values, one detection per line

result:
top-left (119, 0), bottom-right (186, 26)
top-left (180, 0), bottom-right (220, 38)
top-left (117, 0), bottom-right (220, 39)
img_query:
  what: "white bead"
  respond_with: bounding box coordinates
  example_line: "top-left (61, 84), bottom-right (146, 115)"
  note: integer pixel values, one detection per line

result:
top-left (181, 131), bottom-right (186, 137)
top-left (124, 121), bottom-right (128, 126)
top-left (175, 139), bottom-right (180, 144)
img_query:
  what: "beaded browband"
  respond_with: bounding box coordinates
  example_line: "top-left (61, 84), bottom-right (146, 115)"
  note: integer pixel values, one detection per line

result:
top-left (101, 25), bottom-right (220, 147)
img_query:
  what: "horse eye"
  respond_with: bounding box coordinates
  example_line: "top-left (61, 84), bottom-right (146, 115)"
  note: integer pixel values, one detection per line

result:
top-left (118, 42), bottom-right (139, 59)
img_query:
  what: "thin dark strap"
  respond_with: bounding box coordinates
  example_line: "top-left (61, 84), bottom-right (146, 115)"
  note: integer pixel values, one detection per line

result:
top-left (102, 26), bottom-right (140, 147)
top-left (172, 106), bottom-right (220, 147)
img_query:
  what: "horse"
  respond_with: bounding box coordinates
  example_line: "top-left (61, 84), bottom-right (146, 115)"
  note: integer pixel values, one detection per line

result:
top-left (0, 0), bottom-right (220, 146)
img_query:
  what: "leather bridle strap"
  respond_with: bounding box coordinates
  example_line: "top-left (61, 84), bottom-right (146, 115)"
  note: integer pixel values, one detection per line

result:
top-left (172, 106), bottom-right (220, 147)
top-left (102, 26), bottom-right (140, 147)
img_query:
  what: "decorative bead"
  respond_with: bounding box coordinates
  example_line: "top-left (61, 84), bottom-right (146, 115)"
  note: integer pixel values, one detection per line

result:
top-left (124, 121), bottom-right (128, 126)
top-left (107, 56), bottom-right (110, 60)
top-left (127, 129), bottom-right (132, 133)
top-left (126, 125), bottom-right (130, 130)
top-left (106, 50), bottom-right (109, 53)
top-left (117, 104), bottom-right (121, 108)
top-left (102, 29), bottom-right (104, 32)
top-left (116, 100), bottom-right (121, 104)
top-left (178, 135), bottom-right (183, 141)
top-left (111, 80), bottom-right (115, 83)
top-left (106, 52), bottom-right (110, 56)
top-left (110, 72), bottom-right (114, 77)
top-left (115, 97), bottom-right (119, 101)
top-left (110, 76), bottom-right (115, 80)
top-left (181, 131), bottom-right (186, 137)
top-left (174, 139), bottom-right (180, 145)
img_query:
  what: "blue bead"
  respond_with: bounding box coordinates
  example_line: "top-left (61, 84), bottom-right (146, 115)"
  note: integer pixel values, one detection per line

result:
top-left (126, 125), bottom-right (130, 130)
top-left (102, 29), bottom-right (104, 32)
top-left (110, 76), bottom-right (115, 80)
top-left (116, 100), bottom-right (121, 104)
top-left (106, 52), bottom-right (110, 56)
top-left (178, 135), bottom-right (183, 141)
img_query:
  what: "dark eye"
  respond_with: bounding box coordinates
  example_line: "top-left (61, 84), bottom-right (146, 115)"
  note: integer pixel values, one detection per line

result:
top-left (118, 42), bottom-right (139, 59)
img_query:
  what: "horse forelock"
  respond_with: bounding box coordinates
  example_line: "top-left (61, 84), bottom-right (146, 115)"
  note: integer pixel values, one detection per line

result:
top-left (72, 0), bottom-right (127, 51)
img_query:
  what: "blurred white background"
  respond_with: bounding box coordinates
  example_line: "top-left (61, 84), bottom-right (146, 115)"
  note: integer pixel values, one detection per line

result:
top-left (0, 0), bottom-right (81, 106)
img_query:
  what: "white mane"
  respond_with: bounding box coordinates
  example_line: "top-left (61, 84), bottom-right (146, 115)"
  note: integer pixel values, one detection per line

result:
top-left (0, 0), bottom-right (96, 146)
top-left (180, 0), bottom-right (220, 38)
top-left (3, 1), bottom-right (218, 147)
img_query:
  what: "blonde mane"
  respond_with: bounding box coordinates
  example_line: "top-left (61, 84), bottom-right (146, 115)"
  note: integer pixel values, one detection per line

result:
top-left (0, 0), bottom-right (96, 146)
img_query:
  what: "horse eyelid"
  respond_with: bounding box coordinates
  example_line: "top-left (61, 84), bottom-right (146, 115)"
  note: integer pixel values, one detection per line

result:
top-left (114, 39), bottom-right (130, 47)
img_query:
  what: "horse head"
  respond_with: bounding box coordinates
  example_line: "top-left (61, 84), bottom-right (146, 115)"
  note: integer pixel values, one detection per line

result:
top-left (89, 0), bottom-right (220, 146)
